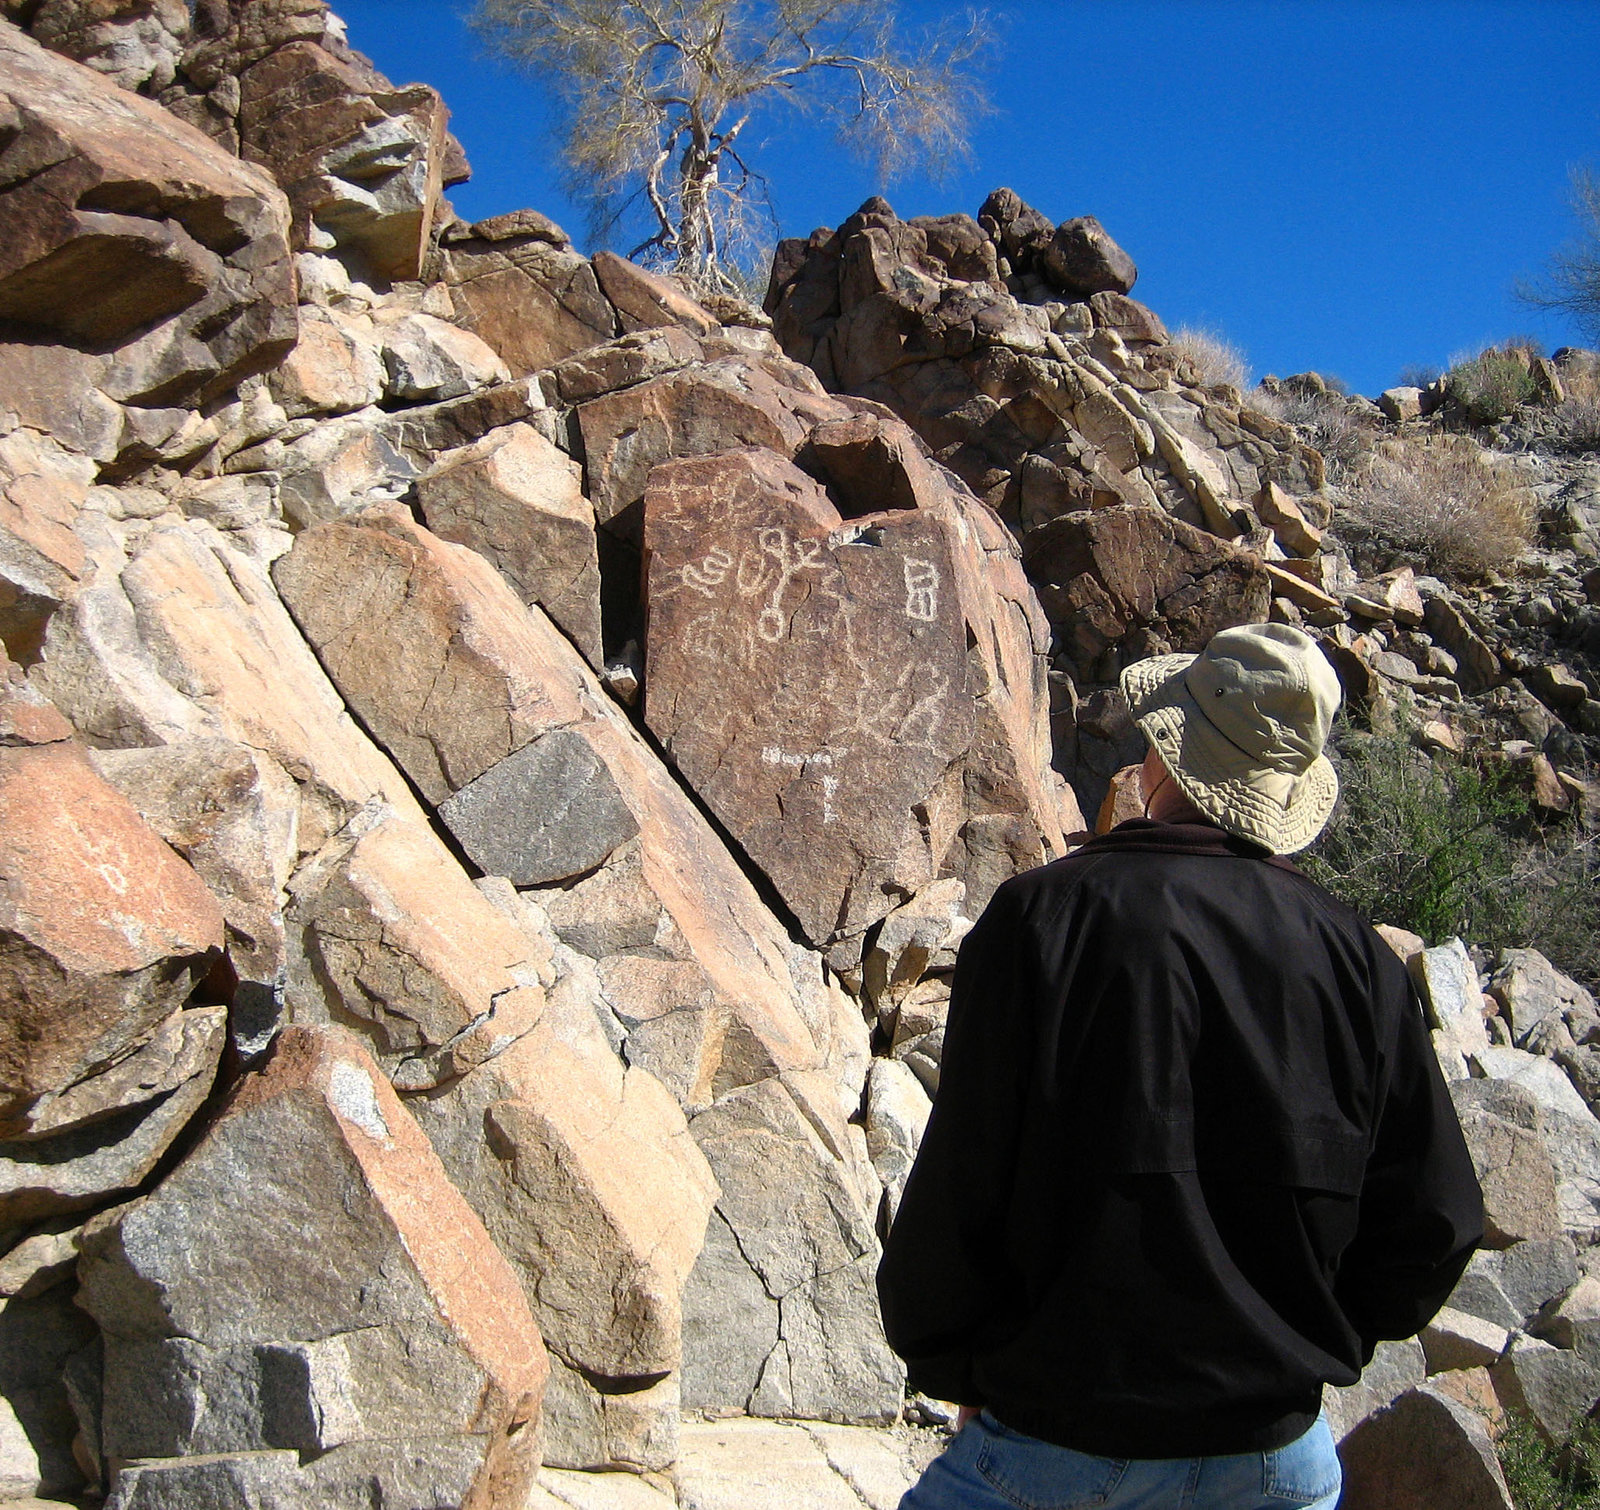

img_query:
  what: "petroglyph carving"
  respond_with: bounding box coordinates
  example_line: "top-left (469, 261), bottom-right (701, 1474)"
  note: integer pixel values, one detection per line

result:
top-left (903, 559), bottom-right (940, 622)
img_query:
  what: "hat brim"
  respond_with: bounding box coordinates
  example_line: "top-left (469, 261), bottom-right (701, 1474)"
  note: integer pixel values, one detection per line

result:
top-left (1120, 653), bottom-right (1339, 856)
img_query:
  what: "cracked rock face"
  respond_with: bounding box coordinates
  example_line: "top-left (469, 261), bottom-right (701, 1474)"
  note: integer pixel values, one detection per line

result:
top-left (680, 1077), bottom-right (902, 1423)
top-left (284, 806), bottom-right (547, 1089)
top-left (77, 1025), bottom-right (548, 1505)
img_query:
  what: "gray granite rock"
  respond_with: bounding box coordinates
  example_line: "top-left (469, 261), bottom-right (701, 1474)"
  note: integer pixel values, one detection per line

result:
top-left (438, 729), bottom-right (639, 886)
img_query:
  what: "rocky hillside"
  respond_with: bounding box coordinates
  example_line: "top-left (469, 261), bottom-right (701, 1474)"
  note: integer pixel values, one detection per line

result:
top-left (0, 3), bottom-right (1597, 1509)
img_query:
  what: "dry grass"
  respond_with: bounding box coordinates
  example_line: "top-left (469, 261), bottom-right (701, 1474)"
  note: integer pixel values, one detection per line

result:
top-left (1344, 434), bottom-right (1535, 577)
top-left (1169, 326), bottom-right (1250, 391)
top-left (1253, 384), bottom-right (1378, 485)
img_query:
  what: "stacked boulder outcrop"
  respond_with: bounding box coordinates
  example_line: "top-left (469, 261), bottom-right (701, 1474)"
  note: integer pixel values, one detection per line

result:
top-left (2, 1), bottom-right (1599, 1506)
top-left (0, 4), bottom-right (1079, 1502)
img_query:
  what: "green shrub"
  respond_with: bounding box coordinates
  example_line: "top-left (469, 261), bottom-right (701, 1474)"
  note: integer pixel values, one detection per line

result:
top-left (1497, 1410), bottom-right (1600, 1510)
top-left (1301, 723), bottom-right (1600, 988)
top-left (1448, 345), bottom-right (1540, 424)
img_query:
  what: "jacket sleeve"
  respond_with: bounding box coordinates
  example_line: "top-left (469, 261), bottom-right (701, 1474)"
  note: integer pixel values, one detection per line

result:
top-left (1333, 960), bottom-right (1485, 1354)
top-left (875, 881), bottom-right (1032, 1405)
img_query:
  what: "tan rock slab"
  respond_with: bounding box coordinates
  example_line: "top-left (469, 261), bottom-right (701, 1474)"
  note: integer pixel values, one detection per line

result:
top-left (372, 306), bottom-right (511, 403)
top-left (1095, 761), bottom-right (1145, 834)
top-left (417, 422), bottom-right (603, 667)
top-left (675, 1420), bottom-right (924, 1510)
top-left (76, 1025), bottom-right (547, 1502)
top-left (1264, 560), bottom-right (1340, 615)
top-left (235, 39), bottom-right (449, 280)
top-left (0, 742), bottom-right (223, 1133)
top-left (536, 1466), bottom-right (679, 1508)
top-left (36, 517), bottom-right (424, 834)
top-left (409, 977), bottom-right (717, 1382)
top-left (1254, 481), bottom-right (1323, 556)
top-left (546, 326), bottom-right (705, 405)
top-left (593, 252), bottom-right (719, 337)
top-left (286, 806), bottom-right (546, 1088)
top-left (269, 305), bottom-right (385, 417)
top-left (273, 502), bottom-right (588, 803)
top-left (1422, 1306), bottom-right (1510, 1373)
top-left (0, 648), bottom-right (72, 747)
top-left (88, 735), bottom-right (299, 1024)
top-left (682, 1077), bottom-right (903, 1422)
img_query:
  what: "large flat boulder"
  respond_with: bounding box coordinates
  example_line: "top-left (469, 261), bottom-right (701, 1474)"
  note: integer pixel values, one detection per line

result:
top-left (77, 1025), bottom-right (548, 1505)
top-left (643, 445), bottom-right (1065, 949)
top-left (272, 502), bottom-right (590, 805)
top-left (0, 25), bottom-right (297, 405)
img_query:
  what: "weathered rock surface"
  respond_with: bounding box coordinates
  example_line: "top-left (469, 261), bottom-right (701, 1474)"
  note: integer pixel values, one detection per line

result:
top-left (0, 26), bottom-right (297, 407)
top-left (1022, 504), bottom-right (1272, 683)
top-left (410, 956), bottom-right (717, 1471)
top-left (0, 741), bottom-right (223, 1138)
top-left (1338, 1387), bottom-right (1513, 1510)
top-left (438, 217), bottom-right (617, 374)
top-left (682, 1077), bottom-right (903, 1422)
top-left (34, 516), bottom-right (425, 833)
top-left (643, 445), bottom-right (1064, 949)
top-left (77, 1026), bottom-right (547, 1502)
top-left (285, 805), bottom-right (546, 1087)
top-left (417, 421), bottom-right (604, 668)
top-left (273, 502), bottom-right (591, 803)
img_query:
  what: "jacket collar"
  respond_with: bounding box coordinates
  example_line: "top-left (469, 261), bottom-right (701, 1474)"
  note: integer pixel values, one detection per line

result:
top-left (1074, 819), bottom-right (1297, 870)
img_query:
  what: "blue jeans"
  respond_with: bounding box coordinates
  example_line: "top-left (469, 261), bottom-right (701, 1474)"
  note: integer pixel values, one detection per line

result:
top-left (899, 1411), bottom-right (1341, 1510)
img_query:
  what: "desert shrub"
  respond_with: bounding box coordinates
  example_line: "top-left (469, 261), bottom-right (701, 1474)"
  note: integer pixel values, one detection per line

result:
top-left (1252, 385), bottom-right (1377, 485)
top-left (1169, 326), bottom-right (1250, 391)
top-left (1302, 724), bottom-right (1600, 989)
top-left (1497, 1409), bottom-right (1600, 1510)
top-left (1341, 434), bottom-right (1535, 577)
top-left (1448, 342), bottom-right (1540, 424)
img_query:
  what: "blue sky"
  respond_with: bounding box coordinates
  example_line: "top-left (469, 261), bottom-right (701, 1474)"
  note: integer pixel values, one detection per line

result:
top-left (336, 0), bottom-right (1600, 396)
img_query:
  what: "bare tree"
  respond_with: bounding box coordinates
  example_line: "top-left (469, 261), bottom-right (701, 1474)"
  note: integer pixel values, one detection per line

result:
top-left (1520, 166), bottom-right (1600, 342)
top-left (469, 0), bottom-right (993, 293)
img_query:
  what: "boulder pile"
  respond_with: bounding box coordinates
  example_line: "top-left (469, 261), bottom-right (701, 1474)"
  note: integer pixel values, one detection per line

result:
top-left (0, 2), bottom-right (1598, 1507)
top-left (0, 4), bottom-right (1073, 1502)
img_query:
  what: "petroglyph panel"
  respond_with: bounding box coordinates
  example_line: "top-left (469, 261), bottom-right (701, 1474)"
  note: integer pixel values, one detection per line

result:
top-left (643, 449), bottom-right (975, 946)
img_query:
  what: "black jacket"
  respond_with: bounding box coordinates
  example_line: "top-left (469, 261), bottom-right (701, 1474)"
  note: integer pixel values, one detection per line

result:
top-left (877, 820), bottom-right (1483, 1458)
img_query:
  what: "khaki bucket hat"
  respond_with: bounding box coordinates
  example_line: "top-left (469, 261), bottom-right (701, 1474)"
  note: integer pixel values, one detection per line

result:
top-left (1119, 624), bottom-right (1343, 855)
